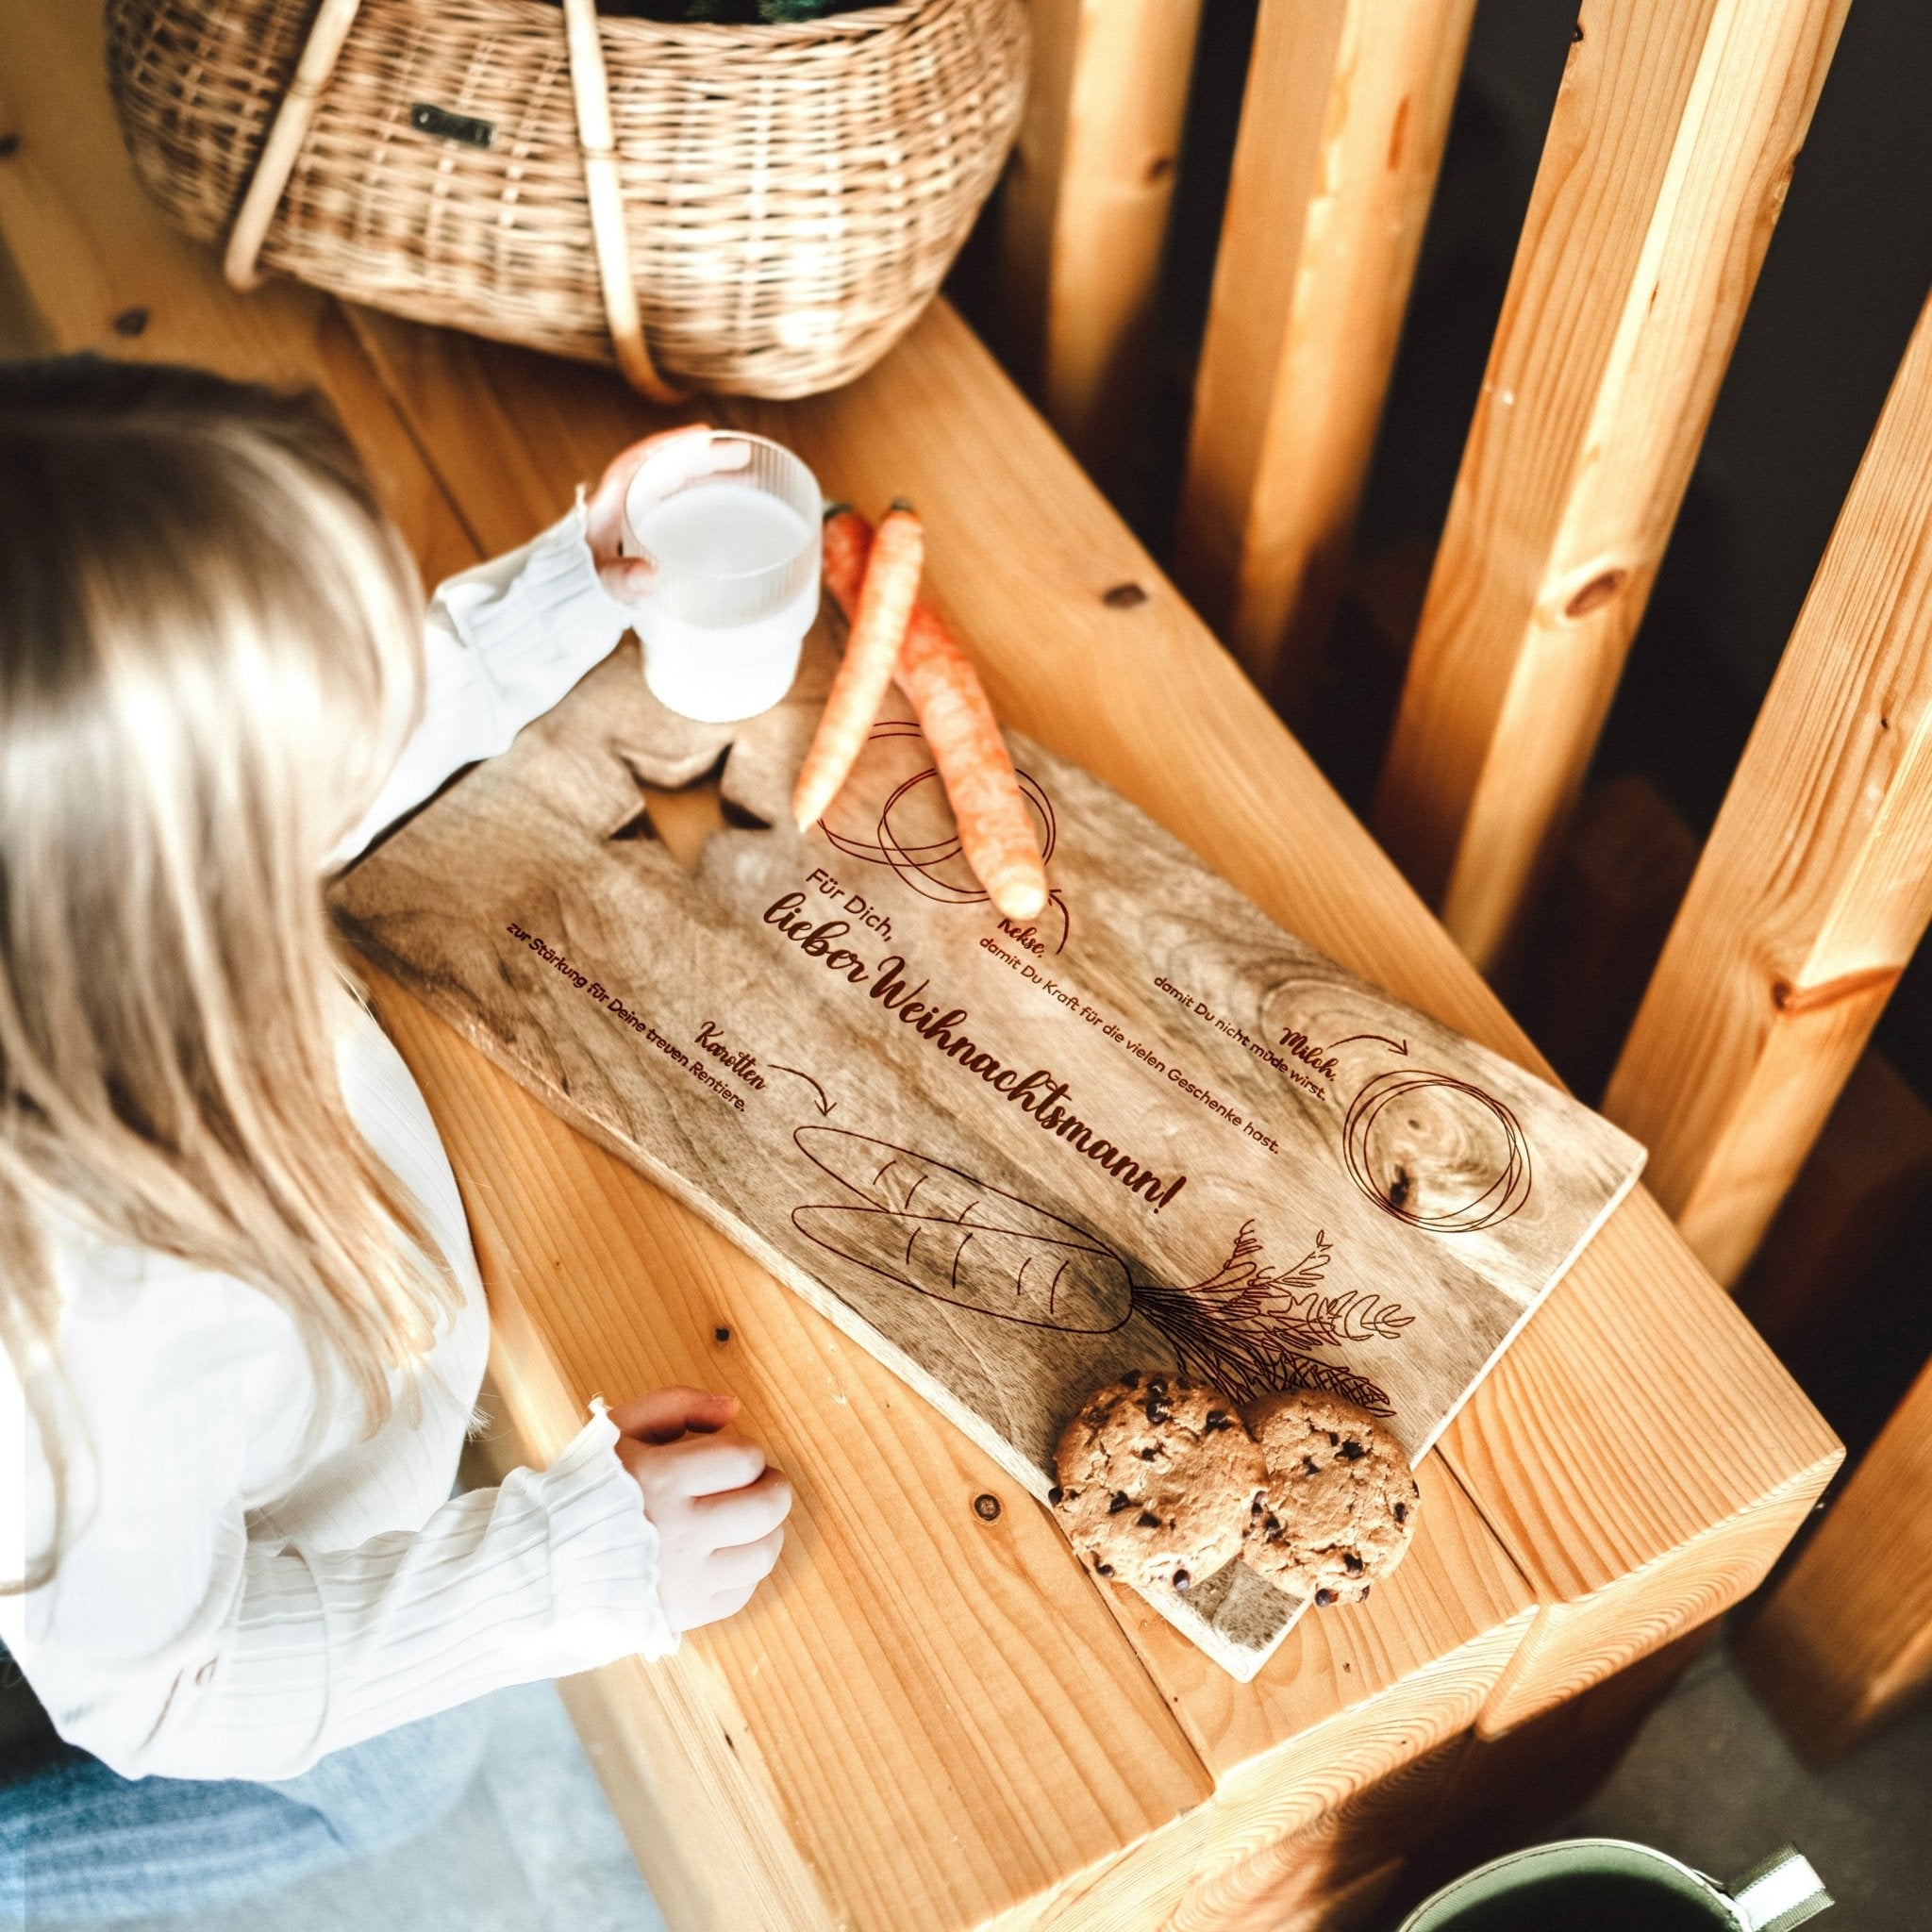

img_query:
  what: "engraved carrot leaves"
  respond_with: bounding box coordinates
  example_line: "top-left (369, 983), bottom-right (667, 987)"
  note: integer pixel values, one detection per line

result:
top-left (791, 1130), bottom-right (1405, 1410)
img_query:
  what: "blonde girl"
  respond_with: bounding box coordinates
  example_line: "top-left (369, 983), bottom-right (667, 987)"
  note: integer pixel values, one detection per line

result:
top-left (0, 357), bottom-right (791, 1921)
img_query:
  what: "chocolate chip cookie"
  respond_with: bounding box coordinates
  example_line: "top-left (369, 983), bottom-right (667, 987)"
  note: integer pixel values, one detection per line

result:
top-left (1051, 1372), bottom-right (1264, 1593)
top-left (1241, 1389), bottom-right (1419, 1605)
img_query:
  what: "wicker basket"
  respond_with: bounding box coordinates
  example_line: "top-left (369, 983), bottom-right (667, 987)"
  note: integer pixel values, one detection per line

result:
top-left (106, 0), bottom-right (1027, 399)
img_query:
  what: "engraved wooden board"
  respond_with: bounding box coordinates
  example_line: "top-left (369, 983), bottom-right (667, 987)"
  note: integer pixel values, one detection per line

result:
top-left (334, 627), bottom-right (1644, 1679)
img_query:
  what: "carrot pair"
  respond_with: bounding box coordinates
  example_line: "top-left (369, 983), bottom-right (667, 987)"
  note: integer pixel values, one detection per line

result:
top-left (792, 507), bottom-right (1049, 924)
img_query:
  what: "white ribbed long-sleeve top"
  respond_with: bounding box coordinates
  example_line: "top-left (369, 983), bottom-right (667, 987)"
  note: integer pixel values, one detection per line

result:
top-left (0, 506), bottom-right (677, 1782)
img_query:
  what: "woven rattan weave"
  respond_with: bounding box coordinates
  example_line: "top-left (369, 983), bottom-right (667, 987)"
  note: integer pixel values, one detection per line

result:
top-left (106, 0), bottom-right (1027, 397)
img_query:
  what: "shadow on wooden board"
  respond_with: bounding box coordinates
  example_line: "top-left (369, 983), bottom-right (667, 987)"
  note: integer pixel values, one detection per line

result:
top-left (1391, 1620), bottom-right (1716, 1914)
top-left (1167, 1734), bottom-right (1468, 1932)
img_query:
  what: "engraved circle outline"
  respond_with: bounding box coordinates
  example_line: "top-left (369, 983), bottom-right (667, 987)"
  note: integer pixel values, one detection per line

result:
top-left (1341, 1070), bottom-right (1532, 1233)
top-left (820, 721), bottom-right (1058, 905)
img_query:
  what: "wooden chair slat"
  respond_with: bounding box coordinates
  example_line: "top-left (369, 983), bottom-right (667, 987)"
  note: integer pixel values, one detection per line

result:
top-left (1174, 0), bottom-right (1475, 707)
top-left (994, 0), bottom-right (1203, 479)
top-left (1739, 1354), bottom-right (1932, 1763)
top-left (1373, 0), bottom-right (1850, 972)
top-left (1605, 285), bottom-right (1932, 1287)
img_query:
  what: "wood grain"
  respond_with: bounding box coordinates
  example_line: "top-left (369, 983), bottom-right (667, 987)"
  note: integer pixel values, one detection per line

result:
top-left (1373, 0), bottom-right (1850, 971)
top-left (1447, 1187), bottom-right (1836, 1732)
top-left (1174, 0), bottom-right (1475, 705)
top-left (335, 619), bottom-right (1641, 1674)
top-left (1738, 1356), bottom-right (1932, 1764)
top-left (336, 292), bottom-right (1837, 1741)
top-left (374, 976), bottom-right (1213, 1930)
top-left (0, 1), bottom-right (1841, 1888)
top-left (975, 1461), bottom-right (1532, 1931)
top-left (1605, 287), bottom-right (1932, 1286)
top-left (994, 0), bottom-right (1203, 484)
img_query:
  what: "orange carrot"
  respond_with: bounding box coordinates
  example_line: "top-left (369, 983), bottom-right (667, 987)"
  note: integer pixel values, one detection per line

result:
top-left (821, 509), bottom-right (1048, 922)
top-left (793, 503), bottom-right (924, 830)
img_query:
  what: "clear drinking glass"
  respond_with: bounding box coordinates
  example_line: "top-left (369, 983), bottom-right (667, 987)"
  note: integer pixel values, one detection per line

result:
top-left (621, 431), bottom-right (822, 724)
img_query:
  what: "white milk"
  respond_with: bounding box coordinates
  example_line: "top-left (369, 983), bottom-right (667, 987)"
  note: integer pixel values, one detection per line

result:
top-left (628, 480), bottom-right (819, 724)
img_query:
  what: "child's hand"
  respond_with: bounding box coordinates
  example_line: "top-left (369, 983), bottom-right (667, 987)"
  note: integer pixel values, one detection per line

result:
top-left (608, 1386), bottom-right (792, 1633)
top-left (585, 425), bottom-right (750, 603)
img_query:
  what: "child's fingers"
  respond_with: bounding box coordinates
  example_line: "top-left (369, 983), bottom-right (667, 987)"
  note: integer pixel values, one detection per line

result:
top-left (608, 425), bottom-right (751, 537)
top-left (708, 1524), bottom-right (785, 1591)
top-left (608, 1385), bottom-right (739, 1443)
top-left (692, 1467), bottom-right (792, 1545)
top-left (658, 1427), bottom-right (769, 1498)
top-left (597, 556), bottom-right (656, 604)
top-left (695, 1583), bottom-right (758, 1628)
top-left (586, 422), bottom-right (714, 554)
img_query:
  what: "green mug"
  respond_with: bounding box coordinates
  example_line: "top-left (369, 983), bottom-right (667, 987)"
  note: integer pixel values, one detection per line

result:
top-left (1397, 1839), bottom-right (1831, 1932)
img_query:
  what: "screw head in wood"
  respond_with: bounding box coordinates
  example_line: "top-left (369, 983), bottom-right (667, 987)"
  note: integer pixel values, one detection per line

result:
top-left (973, 1492), bottom-right (1002, 1521)
top-left (111, 307), bottom-right (149, 339)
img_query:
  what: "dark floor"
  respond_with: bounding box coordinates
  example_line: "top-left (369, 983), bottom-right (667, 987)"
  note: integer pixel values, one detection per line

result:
top-left (46, 1632), bottom-right (1926, 1931)
top-left (1554, 1635), bottom-right (1932, 1932)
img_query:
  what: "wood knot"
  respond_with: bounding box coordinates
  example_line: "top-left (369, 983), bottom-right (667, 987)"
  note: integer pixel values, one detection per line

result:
top-left (1103, 582), bottom-right (1148, 609)
top-left (1563, 569), bottom-right (1625, 619)
top-left (973, 1492), bottom-right (1003, 1522)
top-left (1772, 965), bottom-right (1900, 1015)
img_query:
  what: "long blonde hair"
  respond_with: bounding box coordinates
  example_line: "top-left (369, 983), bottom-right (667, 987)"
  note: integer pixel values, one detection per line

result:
top-left (0, 358), bottom-right (463, 1589)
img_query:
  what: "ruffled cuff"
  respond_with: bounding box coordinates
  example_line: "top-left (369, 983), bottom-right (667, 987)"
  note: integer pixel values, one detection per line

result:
top-left (434, 498), bottom-right (634, 670)
top-left (526, 1398), bottom-right (678, 1666)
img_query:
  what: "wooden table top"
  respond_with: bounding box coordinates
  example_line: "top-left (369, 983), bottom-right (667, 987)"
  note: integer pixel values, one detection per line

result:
top-left (0, 8), bottom-right (1840, 1926)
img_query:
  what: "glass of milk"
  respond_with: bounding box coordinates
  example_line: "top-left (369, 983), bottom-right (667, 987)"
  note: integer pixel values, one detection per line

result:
top-left (621, 431), bottom-right (821, 724)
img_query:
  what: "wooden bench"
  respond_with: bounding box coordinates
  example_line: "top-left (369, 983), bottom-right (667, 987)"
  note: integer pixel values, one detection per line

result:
top-left (1012, 0), bottom-right (1932, 1773)
top-left (0, 3), bottom-right (1841, 1923)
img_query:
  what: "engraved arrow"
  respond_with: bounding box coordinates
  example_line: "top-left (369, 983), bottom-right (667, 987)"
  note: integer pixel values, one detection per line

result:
top-left (1328, 1033), bottom-right (1409, 1056)
top-left (772, 1065), bottom-right (836, 1116)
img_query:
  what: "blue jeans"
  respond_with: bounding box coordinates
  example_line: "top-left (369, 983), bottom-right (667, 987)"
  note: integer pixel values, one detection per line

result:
top-left (0, 1696), bottom-right (489, 1924)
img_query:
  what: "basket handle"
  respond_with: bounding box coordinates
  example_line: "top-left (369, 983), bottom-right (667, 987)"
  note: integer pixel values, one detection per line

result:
top-left (225, 0), bottom-right (683, 403)
top-left (225, 0), bottom-right (366, 291)
top-left (560, 0), bottom-right (685, 404)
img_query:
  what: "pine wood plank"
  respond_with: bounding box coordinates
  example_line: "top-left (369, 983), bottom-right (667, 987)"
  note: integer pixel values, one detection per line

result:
top-left (1738, 1355), bottom-right (1932, 1764)
top-left (0, 0), bottom-right (1838, 1910)
top-left (1604, 288), bottom-right (1932, 1286)
top-left (372, 976), bottom-right (1212, 1931)
top-left (994, 0), bottom-right (1203, 481)
top-left (340, 292), bottom-right (1836, 1747)
top-left (1373, 0), bottom-right (1850, 971)
top-left (334, 627), bottom-right (1641, 1674)
top-left (1173, 0), bottom-right (1475, 705)
top-left (974, 1465), bottom-right (1531, 1931)
top-left (1448, 1187), bottom-right (1835, 1732)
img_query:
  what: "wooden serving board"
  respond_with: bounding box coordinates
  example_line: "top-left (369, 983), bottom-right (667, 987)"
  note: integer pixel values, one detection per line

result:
top-left (335, 625), bottom-right (1644, 1678)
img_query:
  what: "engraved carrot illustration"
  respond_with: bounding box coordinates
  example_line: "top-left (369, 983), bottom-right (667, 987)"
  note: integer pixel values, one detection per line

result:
top-left (791, 1128), bottom-right (1407, 1409)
